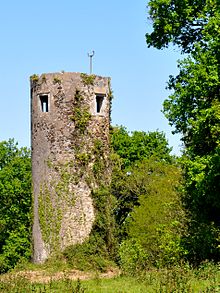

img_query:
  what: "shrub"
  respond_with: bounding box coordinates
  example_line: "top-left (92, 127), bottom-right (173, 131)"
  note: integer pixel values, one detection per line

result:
top-left (119, 239), bottom-right (148, 275)
top-left (63, 236), bottom-right (114, 272)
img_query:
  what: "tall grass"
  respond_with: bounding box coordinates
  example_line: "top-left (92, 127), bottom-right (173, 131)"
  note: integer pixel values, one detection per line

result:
top-left (0, 261), bottom-right (219, 292)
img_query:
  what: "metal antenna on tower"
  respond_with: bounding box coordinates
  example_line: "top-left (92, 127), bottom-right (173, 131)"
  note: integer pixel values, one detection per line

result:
top-left (88, 51), bottom-right (95, 74)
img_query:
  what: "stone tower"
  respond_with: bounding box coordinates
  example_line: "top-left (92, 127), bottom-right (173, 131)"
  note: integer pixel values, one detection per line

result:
top-left (31, 72), bottom-right (111, 263)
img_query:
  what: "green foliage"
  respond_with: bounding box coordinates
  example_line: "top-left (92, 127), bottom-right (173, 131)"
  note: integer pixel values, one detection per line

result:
top-left (0, 225), bottom-right (30, 273)
top-left (0, 275), bottom-right (87, 293)
top-left (163, 50), bottom-right (220, 154)
top-left (63, 88), bottom-right (113, 269)
top-left (75, 152), bottom-right (91, 165)
top-left (80, 73), bottom-right (96, 85)
top-left (124, 159), bottom-right (186, 267)
top-left (1, 263), bottom-right (220, 292)
top-left (181, 151), bottom-right (220, 263)
top-left (162, 38), bottom-right (220, 263)
top-left (69, 90), bottom-right (91, 133)
top-left (0, 139), bottom-right (31, 272)
top-left (63, 186), bottom-right (117, 272)
top-left (70, 107), bottom-right (91, 132)
top-left (30, 74), bottom-right (39, 82)
top-left (91, 139), bottom-right (106, 180)
top-left (111, 126), bottom-right (173, 168)
top-left (146, 0), bottom-right (220, 263)
top-left (108, 79), bottom-right (114, 122)
top-left (38, 183), bottom-right (63, 254)
top-left (155, 223), bottom-right (188, 267)
top-left (63, 237), bottom-right (114, 272)
top-left (110, 133), bottom-right (186, 268)
top-left (146, 0), bottom-right (220, 53)
top-left (93, 139), bottom-right (104, 154)
top-left (184, 221), bottom-right (220, 264)
top-left (119, 239), bottom-right (148, 275)
top-left (110, 127), bottom-right (179, 265)
top-left (53, 76), bottom-right (61, 84)
top-left (91, 187), bottom-right (117, 257)
top-left (38, 160), bottom-right (79, 256)
top-left (41, 74), bottom-right (47, 83)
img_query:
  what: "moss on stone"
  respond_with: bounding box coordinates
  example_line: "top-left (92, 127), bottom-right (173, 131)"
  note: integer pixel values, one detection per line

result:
top-left (80, 73), bottom-right (96, 85)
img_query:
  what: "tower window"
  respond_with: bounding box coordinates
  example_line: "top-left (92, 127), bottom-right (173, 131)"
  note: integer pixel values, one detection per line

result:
top-left (40, 95), bottom-right (49, 112)
top-left (96, 95), bottom-right (104, 113)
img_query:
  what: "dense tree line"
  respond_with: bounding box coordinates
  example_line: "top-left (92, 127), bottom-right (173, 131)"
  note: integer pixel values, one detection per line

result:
top-left (1, 120), bottom-right (219, 273)
top-left (0, 129), bottom-right (178, 273)
top-left (146, 0), bottom-right (220, 263)
top-left (109, 127), bottom-right (186, 271)
top-left (1, 1), bottom-right (220, 273)
top-left (0, 140), bottom-right (31, 272)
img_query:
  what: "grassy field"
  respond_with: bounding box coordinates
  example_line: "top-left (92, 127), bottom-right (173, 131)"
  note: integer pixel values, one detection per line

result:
top-left (0, 262), bottom-right (220, 292)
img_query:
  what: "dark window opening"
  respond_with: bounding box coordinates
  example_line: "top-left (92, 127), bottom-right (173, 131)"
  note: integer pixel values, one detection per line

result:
top-left (40, 95), bottom-right (49, 112)
top-left (96, 95), bottom-right (104, 113)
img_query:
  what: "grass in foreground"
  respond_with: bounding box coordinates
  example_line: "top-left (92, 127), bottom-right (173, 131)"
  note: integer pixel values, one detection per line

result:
top-left (0, 262), bottom-right (220, 292)
top-left (0, 276), bottom-right (150, 293)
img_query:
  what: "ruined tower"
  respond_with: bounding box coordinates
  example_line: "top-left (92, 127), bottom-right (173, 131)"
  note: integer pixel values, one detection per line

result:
top-left (31, 72), bottom-right (112, 263)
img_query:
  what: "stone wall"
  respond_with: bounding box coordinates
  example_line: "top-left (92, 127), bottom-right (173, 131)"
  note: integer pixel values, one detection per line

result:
top-left (31, 72), bottom-right (111, 263)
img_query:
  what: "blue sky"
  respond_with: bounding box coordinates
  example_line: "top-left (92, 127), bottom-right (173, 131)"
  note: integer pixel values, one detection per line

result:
top-left (0, 0), bottom-right (182, 154)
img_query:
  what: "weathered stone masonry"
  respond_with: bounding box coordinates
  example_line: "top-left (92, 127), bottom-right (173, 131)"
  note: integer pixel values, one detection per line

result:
top-left (31, 72), bottom-right (111, 263)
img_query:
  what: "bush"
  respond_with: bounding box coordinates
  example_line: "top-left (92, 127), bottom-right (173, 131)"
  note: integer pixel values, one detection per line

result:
top-left (0, 225), bottom-right (31, 273)
top-left (63, 235), bottom-right (114, 272)
top-left (124, 159), bottom-right (187, 268)
top-left (119, 239), bottom-right (148, 275)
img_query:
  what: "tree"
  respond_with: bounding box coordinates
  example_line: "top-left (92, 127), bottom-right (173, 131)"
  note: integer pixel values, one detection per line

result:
top-left (164, 44), bottom-right (220, 155)
top-left (0, 139), bottom-right (32, 272)
top-left (146, 0), bottom-right (220, 262)
top-left (119, 158), bottom-right (186, 271)
top-left (146, 0), bottom-right (220, 53)
top-left (110, 127), bottom-right (175, 238)
top-left (163, 25), bottom-right (220, 264)
top-left (111, 126), bottom-right (173, 168)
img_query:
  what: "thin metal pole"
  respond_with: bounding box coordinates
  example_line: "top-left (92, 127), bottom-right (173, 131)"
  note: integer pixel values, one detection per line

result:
top-left (88, 51), bottom-right (95, 74)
